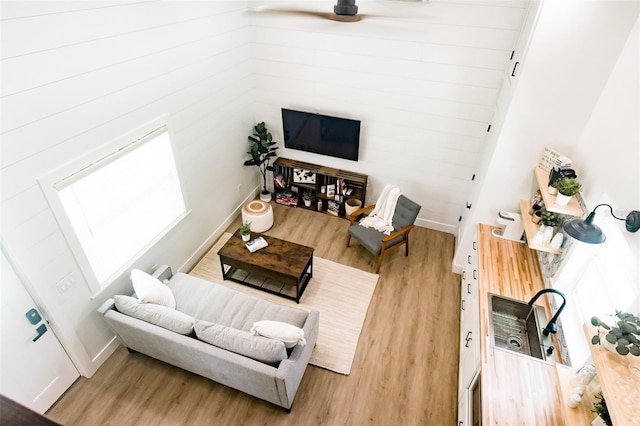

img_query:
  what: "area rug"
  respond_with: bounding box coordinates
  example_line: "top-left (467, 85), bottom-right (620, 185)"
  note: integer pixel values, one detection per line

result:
top-left (189, 232), bottom-right (379, 375)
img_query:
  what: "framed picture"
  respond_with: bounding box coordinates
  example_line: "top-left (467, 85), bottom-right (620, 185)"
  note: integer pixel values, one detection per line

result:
top-left (293, 169), bottom-right (316, 184)
top-left (326, 184), bottom-right (336, 197)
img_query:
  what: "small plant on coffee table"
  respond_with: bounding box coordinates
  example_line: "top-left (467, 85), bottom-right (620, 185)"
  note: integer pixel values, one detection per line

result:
top-left (240, 221), bottom-right (251, 240)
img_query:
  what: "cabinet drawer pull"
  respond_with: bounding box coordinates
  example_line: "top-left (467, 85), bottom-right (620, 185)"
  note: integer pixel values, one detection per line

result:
top-left (467, 255), bottom-right (471, 264)
top-left (465, 332), bottom-right (472, 347)
top-left (462, 270), bottom-right (466, 280)
top-left (473, 269), bottom-right (477, 280)
top-left (467, 283), bottom-right (471, 294)
top-left (461, 300), bottom-right (466, 311)
top-left (473, 241), bottom-right (477, 250)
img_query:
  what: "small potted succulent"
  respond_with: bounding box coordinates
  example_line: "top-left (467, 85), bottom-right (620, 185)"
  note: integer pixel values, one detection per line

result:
top-left (540, 211), bottom-right (560, 228)
top-left (552, 177), bottom-right (581, 206)
top-left (591, 311), bottom-right (640, 356)
top-left (302, 190), bottom-right (313, 208)
top-left (240, 221), bottom-right (252, 242)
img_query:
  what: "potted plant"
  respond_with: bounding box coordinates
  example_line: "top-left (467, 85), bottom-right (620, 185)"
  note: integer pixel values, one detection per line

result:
top-left (302, 190), bottom-right (313, 207)
top-left (591, 392), bottom-right (612, 426)
top-left (244, 122), bottom-right (278, 202)
top-left (552, 177), bottom-right (581, 206)
top-left (540, 211), bottom-right (560, 228)
top-left (240, 221), bottom-right (252, 242)
top-left (591, 311), bottom-right (640, 356)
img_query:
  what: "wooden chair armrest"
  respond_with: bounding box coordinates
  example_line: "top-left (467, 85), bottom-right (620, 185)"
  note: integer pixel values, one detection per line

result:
top-left (381, 224), bottom-right (415, 244)
top-left (348, 204), bottom-right (375, 224)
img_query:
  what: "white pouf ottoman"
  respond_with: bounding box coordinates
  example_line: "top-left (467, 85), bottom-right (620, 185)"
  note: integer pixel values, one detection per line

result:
top-left (242, 200), bottom-right (274, 233)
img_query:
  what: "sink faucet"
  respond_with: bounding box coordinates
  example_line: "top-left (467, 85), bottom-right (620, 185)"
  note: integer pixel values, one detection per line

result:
top-left (527, 289), bottom-right (567, 336)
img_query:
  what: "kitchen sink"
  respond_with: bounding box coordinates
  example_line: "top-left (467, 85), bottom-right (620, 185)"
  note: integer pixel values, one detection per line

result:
top-left (488, 293), bottom-right (555, 364)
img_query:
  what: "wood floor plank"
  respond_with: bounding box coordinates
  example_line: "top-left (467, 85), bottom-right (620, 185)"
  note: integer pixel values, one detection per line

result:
top-left (46, 202), bottom-right (461, 425)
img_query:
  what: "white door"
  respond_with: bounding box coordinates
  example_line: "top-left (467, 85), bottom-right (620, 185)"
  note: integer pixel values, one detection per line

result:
top-left (0, 248), bottom-right (79, 413)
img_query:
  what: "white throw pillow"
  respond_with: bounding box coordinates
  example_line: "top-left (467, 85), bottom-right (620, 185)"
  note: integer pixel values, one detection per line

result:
top-left (250, 320), bottom-right (306, 348)
top-left (131, 269), bottom-right (176, 309)
top-left (113, 295), bottom-right (194, 335)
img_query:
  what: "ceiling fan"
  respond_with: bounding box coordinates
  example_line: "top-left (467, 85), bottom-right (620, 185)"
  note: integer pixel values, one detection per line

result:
top-left (250, 0), bottom-right (427, 23)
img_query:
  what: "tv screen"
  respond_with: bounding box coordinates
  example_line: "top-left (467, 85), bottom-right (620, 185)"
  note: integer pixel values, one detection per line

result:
top-left (281, 108), bottom-right (361, 161)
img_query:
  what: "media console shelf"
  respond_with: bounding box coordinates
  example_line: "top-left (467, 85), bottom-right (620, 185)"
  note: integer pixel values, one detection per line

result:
top-left (273, 157), bottom-right (367, 218)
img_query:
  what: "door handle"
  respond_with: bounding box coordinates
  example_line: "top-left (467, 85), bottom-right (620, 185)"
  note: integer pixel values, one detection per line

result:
top-left (33, 323), bottom-right (47, 342)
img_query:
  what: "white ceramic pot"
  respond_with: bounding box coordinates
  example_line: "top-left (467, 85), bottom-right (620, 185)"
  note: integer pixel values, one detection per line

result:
top-left (260, 191), bottom-right (272, 202)
top-left (241, 234), bottom-right (250, 242)
top-left (555, 192), bottom-right (572, 206)
top-left (591, 415), bottom-right (607, 426)
top-left (304, 200), bottom-right (312, 207)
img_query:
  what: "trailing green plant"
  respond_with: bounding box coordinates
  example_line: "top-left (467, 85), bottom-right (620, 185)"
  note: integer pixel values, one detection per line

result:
top-left (240, 221), bottom-right (251, 236)
top-left (540, 211), bottom-right (560, 227)
top-left (552, 177), bottom-right (581, 196)
top-left (591, 311), bottom-right (640, 356)
top-left (592, 392), bottom-right (612, 426)
top-left (244, 122), bottom-right (278, 196)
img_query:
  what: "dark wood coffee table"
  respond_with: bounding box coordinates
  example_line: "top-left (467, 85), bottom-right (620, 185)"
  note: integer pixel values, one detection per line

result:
top-left (217, 232), bottom-right (314, 303)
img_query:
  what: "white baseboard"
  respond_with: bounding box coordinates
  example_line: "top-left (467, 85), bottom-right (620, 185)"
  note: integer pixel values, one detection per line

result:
top-left (415, 217), bottom-right (458, 235)
top-left (89, 336), bottom-right (120, 377)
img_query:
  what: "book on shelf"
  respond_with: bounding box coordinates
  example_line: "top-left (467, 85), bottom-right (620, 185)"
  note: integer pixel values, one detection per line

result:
top-left (246, 236), bottom-right (268, 253)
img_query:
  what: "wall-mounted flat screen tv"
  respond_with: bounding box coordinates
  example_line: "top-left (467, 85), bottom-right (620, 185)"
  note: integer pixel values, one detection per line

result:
top-left (281, 108), bottom-right (361, 161)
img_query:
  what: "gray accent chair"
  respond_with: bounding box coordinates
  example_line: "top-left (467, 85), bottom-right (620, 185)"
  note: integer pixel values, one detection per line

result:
top-left (346, 194), bottom-right (421, 274)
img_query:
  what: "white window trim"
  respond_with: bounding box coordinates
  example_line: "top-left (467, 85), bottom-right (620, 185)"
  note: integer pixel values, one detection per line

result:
top-left (38, 115), bottom-right (190, 295)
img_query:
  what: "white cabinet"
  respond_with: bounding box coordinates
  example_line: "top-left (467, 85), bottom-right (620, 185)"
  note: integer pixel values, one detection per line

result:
top-left (458, 234), bottom-right (480, 424)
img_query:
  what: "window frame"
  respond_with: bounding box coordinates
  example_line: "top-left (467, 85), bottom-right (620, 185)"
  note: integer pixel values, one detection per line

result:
top-left (38, 116), bottom-right (190, 295)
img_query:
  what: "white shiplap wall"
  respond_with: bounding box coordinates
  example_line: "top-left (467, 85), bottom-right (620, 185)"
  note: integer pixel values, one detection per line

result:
top-left (1, 0), bottom-right (529, 375)
top-left (1, 1), bottom-right (254, 373)
top-left (249, 0), bottom-right (528, 232)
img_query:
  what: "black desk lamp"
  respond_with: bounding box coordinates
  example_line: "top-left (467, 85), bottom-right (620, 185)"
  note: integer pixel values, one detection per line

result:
top-left (563, 204), bottom-right (640, 244)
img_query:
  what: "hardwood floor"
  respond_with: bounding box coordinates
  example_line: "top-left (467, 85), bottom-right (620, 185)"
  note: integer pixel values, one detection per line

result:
top-left (46, 202), bottom-right (461, 425)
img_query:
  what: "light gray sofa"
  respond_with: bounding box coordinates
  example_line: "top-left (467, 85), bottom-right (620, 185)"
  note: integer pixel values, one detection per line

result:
top-left (98, 265), bottom-right (319, 411)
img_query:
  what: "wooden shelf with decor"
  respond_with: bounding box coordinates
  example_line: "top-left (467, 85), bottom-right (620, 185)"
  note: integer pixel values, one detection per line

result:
top-left (534, 167), bottom-right (584, 217)
top-left (519, 200), bottom-right (562, 254)
top-left (272, 157), bottom-right (367, 218)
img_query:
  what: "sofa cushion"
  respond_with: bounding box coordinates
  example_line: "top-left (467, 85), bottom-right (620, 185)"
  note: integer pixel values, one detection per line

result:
top-left (113, 295), bottom-right (194, 335)
top-left (167, 273), bottom-right (309, 331)
top-left (131, 269), bottom-right (176, 309)
top-left (251, 320), bottom-right (306, 348)
top-left (194, 320), bottom-right (287, 365)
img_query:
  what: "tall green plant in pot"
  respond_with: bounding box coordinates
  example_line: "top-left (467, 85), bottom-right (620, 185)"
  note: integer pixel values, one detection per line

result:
top-left (244, 122), bottom-right (278, 202)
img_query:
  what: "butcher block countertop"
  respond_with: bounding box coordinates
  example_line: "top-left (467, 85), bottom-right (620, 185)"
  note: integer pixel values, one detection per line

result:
top-left (477, 224), bottom-right (565, 425)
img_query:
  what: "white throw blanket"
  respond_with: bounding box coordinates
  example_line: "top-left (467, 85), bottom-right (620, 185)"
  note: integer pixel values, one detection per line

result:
top-left (359, 184), bottom-right (401, 235)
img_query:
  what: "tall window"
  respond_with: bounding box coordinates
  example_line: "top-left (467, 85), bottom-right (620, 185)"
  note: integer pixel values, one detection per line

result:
top-left (40, 119), bottom-right (188, 293)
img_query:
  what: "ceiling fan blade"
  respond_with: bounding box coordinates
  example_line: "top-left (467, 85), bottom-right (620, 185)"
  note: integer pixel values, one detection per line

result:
top-left (248, 7), bottom-right (364, 22)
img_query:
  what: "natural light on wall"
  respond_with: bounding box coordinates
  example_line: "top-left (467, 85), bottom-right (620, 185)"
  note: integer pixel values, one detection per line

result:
top-left (39, 119), bottom-right (188, 293)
